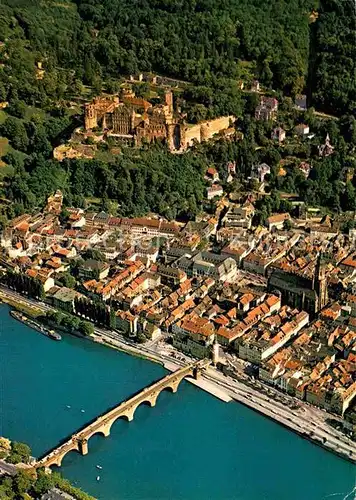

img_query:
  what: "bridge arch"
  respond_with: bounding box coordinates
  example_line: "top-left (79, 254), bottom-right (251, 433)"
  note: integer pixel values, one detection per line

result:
top-left (35, 361), bottom-right (209, 469)
top-left (57, 447), bottom-right (83, 467)
top-left (134, 375), bottom-right (187, 410)
top-left (44, 446), bottom-right (81, 469)
top-left (104, 413), bottom-right (135, 437)
top-left (84, 428), bottom-right (110, 442)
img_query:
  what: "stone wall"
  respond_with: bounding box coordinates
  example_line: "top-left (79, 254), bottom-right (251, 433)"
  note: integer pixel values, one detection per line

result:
top-left (201, 116), bottom-right (235, 141)
top-left (179, 115), bottom-right (235, 151)
top-left (182, 124), bottom-right (201, 148)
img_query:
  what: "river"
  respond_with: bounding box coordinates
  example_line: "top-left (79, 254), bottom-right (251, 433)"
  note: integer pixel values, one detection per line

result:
top-left (0, 305), bottom-right (355, 500)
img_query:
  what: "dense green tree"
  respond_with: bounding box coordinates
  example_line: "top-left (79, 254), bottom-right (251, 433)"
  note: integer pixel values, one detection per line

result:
top-left (6, 442), bottom-right (31, 464)
top-left (0, 476), bottom-right (15, 500)
top-left (13, 470), bottom-right (34, 495)
top-left (136, 331), bottom-right (146, 344)
top-left (3, 272), bottom-right (44, 299)
top-left (46, 310), bottom-right (64, 326)
top-left (0, 117), bottom-right (29, 152)
top-left (0, 0), bottom-right (353, 220)
top-left (6, 100), bottom-right (27, 119)
top-left (342, 182), bottom-right (356, 212)
top-left (82, 249), bottom-right (106, 262)
top-left (58, 273), bottom-right (76, 289)
top-left (79, 320), bottom-right (94, 337)
top-left (30, 469), bottom-right (54, 497)
top-left (310, 0), bottom-right (355, 115)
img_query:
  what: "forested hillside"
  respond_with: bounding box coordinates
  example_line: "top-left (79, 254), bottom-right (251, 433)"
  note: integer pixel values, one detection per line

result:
top-left (1, 0), bottom-right (353, 112)
top-left (0, 0), bottom-right (354, 225)
top-left (309, 0), bottom-right (356, 115)
top-left (73, 0), bottom-right (313, 95)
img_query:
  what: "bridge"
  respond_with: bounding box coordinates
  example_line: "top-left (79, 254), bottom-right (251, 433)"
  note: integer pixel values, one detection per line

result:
top-left (36, 360), bottom-right (209, 468)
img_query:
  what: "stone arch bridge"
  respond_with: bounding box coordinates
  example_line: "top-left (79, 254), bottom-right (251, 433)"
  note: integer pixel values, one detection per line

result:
top-left (36, 360), bottom-right (210, 468)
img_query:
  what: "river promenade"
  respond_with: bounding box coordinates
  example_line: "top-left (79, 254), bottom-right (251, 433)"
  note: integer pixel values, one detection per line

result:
top-left (1, 299), bottom-right (356, 500)
top-left (0, 285), bottom-right (355, 464)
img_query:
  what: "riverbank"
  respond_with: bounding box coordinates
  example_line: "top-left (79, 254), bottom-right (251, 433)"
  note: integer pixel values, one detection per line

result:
top-left (1, 304), bottom-right (355, 500)
top-left (228, 388), bottom-right (355, 464)
top-left (10, 310), bottom-right (62, 341)
top-left (0, 292), bottom-right (42, 318)
top-left (0, 438), bottom-right (95, 500)
top-left (1, 286), bottom-right (355, 464)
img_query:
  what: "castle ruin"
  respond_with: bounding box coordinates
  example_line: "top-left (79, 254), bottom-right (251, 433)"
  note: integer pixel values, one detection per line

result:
top-left (82, 90), bottom-right (235, 152)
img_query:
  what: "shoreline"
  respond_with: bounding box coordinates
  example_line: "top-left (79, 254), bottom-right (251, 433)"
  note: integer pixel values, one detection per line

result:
top-left (228, 392), bottom-right (355, 465)
top-left (236, 398), bottom-right (355, 464)
top-left (1, 289), bottom-right (355, 464)
top-left (9, 310), bottom-right (62, 341)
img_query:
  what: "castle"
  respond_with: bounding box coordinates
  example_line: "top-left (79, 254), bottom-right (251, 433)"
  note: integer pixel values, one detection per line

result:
top-left (83, 90), bottom-right (235, 152)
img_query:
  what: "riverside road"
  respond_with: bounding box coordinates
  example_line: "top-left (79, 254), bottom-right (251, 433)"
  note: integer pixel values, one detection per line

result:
top-left (1, 286), bottom-right (355, 463)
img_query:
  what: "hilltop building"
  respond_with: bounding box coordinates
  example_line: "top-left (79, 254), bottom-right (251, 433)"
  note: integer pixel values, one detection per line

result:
top-left (318, 134), bottom-right (335, 157)
top-left (82, 90), bottom-right (235, 152)
top-left (272, 127), bottom-right (286, 143)
top-left (255, 97), bottom-right (278, 121)
top-left (295, 94), bottom-right (307, 111)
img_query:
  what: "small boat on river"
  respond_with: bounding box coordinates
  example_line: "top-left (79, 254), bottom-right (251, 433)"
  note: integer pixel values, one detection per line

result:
top-left (10, 310), bottom-right (62, 341)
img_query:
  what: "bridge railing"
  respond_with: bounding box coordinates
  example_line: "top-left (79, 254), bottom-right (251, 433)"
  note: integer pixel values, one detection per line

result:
top-left (74, 364), bottom-right (197, 436)
top-left (37, 361), bottom-right (210, 464)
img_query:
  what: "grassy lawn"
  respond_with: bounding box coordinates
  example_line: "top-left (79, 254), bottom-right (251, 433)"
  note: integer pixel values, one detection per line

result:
top-left (0, 164), bottom-right (14, 178)
top-left (0, 105), bottom-right (47, 124)
top-left (0, 110), bottom-right (7, 125)
top-left (0, 106), bottom-right (46, 122)
top-left (0, 135), bottom-right (9, 171)
top-left (95, 149), bottom-right (117, 163)
top-left (67, 104), bottom-right (82, 116)
top-left (0, 137), bottom-right (26, 178)
top-left (24, 106), bottom-right (46, 121)
top-left (0, 137), bottom-right (9, 157)
top-left (85, 196), bottom-right (101, 205)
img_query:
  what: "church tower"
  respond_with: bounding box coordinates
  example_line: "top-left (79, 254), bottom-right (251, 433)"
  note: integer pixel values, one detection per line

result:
top-left (313, 253), bottom-right (328, 312)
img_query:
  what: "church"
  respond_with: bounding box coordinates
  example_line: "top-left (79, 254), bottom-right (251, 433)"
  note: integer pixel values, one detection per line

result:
top-left (268, 253), bottom-right (328, 317)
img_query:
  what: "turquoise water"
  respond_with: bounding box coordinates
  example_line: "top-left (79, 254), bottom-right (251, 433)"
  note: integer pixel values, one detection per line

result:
top-left (0, 304), bottom-right (355, 500)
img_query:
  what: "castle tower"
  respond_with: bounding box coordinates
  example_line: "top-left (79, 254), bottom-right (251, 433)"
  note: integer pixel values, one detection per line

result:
top-left (131, 109), bottom-right (136, 133)
top-left (313, 253), bottom-right (328, 312)
top-left (84, 104), bottom-right (97, 130)
top-left (178, 123), bottom-right (189, 151)
top-left (167, 123), bottom-right (176, 151)
top-left (102, 112), bottom-right (107, 130)
top-left (165, 90), bottom-right (173, 114)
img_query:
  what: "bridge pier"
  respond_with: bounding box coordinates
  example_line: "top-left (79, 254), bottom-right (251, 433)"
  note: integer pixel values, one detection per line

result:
top-left (149, 393), bottom-right (158, 407)
top-left (125, 408), bottom-right (134, 422)
top-left (193, 367), bottom-right (202, 380)
top-left (78, 439), bottom-right (88, 455)
top-left (37, 361), bottom-right (209, 469)
top-left (101, 424), bottom-right (111, 437)
top-left (171, 384), bottom-right (178, 393)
